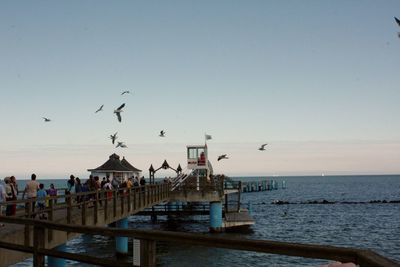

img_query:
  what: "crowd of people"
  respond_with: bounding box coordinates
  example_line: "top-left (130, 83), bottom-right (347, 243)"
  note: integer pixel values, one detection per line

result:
top-left (0, 173), bottom-right (148, 225)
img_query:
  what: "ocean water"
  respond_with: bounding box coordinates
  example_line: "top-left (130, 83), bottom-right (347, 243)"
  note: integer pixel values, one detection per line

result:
top-left (12, 175), bottom-right (400, 266)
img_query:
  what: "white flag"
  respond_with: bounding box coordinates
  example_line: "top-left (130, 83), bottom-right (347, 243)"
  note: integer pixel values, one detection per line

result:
top-left (205, 134), bottom-right (212, 140)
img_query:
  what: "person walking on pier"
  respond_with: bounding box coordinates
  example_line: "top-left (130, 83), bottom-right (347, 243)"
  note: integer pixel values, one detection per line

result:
top-left (22, 173), bottom-right (40, 218)
top-left (36, 183), bottom-right (47, 220)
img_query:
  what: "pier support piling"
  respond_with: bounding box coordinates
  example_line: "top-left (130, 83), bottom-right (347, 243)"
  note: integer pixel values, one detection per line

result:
top-left (209, 201), bottom-right (223, 232)
top-left (115, 218), bottom-right (129, 257)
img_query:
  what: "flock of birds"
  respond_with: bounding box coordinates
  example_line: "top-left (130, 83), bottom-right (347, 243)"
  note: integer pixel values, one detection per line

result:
top-left (37, 16), bottom-right (400, 165)
top-left (217, 143), bottom-right (268, 161)
top-left (41, 89), bottom-right (268, 163)
top-left (42, 90), bottom-right (167, 150)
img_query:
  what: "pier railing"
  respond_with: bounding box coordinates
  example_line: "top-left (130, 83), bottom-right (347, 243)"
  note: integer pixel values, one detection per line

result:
top-left (0, 216), bottom-right (398, 267)
top-left (1, 183), bottom-right (170, 223)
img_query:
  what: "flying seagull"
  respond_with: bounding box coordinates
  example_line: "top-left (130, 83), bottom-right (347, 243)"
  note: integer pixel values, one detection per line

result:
top-left (258, 144), bottom-right (268, 151)
top-left (110, 132), bottom-right (118, 144)
top-left (42, 117), bottom-right (51, 122)
top-left (116, 141), bottom-right (127, 148)
top-left (121, 90), bottom-right (130, 95)
top-left (114, 103), bottom-right (125, 122)
top-left (395, 17), bottom-right (400, 38)
top-left (95, 104), bottom-right (104, 113)
top-left (395, 17), bottom-right (400, 27)
top-left (159, 130), bottom-right (165, 137)
top-left (217, 154), bottom-right (228, 161)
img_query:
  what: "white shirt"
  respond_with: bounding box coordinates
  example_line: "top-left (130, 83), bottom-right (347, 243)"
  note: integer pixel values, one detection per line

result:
top-left (0, 182), bottom-right (6, 203)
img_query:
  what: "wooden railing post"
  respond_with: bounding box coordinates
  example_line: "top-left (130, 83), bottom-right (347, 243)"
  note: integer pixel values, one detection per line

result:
top-left (138, 187), bottom-right (142, 208)
top-left (24, 199), bottom-right (32, 246)
top-left (120, 189), bottom-right (125, 216)
top-left (133, 188), bottom-right (137, 210)
top-left (25, 200), bottom-right (32, 218)
top-left (140, 239), bottom-right (156, 267)
top-left (48, 198), bottom-right (54, 242)
top-left (94, 191), bottom-right (98, 225)
top-left (147, 186), bottom-right (150, 205)
top-left (127, 188), bottom-right (131, 212)
top-left (67, 195), bottom-right (72, 224)
top-left (33, 224), bottom-right (45, 267)
top-left (113, 190), bottom-right (117, 218)
top-left (237, 181), bottom-right (242, 212)
top-left (104, 191), bottom-right (108, 221)
top-left (81, 198), bottom-right (87, 226)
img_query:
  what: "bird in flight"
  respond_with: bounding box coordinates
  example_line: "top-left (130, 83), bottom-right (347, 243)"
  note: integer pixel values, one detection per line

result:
top-left (395, 17), bottom-right (400, 38)
top-left (159, 130), bottom-right (166, 137)
top-left (121, 90), bottom-right (130, 95)
top-left (110, 132), bottom-right (118, 144)
top-left (95, 104), bottom-right (104, 113)
top-left (258, 144), bottom-right (268, 151)
top-left (395, 17), bottom-right (400, 26)
top-left (217, 154), bottom-right (228, 161)
top-left (114, 103), bottom-right (125, 122)
top-left (116, 141), bottom-right (127, 148)
top-left (42, 117), bottom-right (51, 122)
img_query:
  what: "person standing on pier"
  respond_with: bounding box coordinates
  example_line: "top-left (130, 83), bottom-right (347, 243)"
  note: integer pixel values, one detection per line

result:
top-left (36, 183), bottom-right (47, 220)
top-left (22, 173), bottom-right (40, 218)
top-left (0, 180), bottom-right (6, 227)
top-left (5, 176), bottom-right (17, 216)
top-left (9, 176), bottom-right (18, 216)
top-left (0, 180), bottom-right (6, 226)
top-left (47, 183), bottom-right (57, 204)
top-left (103, 178), bottom-right (113, 200)
top-left (66, 175), bottom-right (75, 194)
top-left (4, 177), bottom-right (13, 216)
top-left (75, 177), bottom-right (83, 203)
top-left (140, 176), bottom-right (146, 187)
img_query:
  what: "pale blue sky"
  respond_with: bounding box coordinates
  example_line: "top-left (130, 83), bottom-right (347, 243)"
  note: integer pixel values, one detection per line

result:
top-left (1, 1), bottom-right (399, 179)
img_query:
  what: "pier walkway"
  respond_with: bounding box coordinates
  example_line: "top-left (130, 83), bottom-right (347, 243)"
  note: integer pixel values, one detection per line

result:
top-left (0, 183), bottom-right (170, 266)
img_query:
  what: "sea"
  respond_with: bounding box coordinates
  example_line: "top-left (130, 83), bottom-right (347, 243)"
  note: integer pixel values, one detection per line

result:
top-left (12, 175), bottom-right (400, 267)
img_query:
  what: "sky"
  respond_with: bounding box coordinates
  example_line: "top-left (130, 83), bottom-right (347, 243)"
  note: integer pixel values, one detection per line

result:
top-left (1, 1), bottom-right (400, 179)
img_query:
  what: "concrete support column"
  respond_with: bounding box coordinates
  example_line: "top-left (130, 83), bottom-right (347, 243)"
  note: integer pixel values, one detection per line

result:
top-left (209, 201), bottom-right (223, 232)
top-left (116, 217), bottom-right (129, 257)
top-left (47, 244), bottom-right (66, 267)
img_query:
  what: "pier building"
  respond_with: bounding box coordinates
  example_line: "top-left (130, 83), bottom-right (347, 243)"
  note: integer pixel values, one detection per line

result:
top-left (88, 153), bottom-right (142, 182)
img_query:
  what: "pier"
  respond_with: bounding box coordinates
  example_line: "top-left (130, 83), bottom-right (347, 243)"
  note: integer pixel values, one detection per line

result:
top-left (240, 179), bottom-right (286, 192)
top-left (0, 180), bottom-right (399, 267)
top-left (0, 147), bottom-right (398, 267)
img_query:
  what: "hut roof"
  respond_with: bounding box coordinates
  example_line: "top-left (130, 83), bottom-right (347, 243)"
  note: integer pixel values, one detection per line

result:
top-left (88, 153), bottom-right (133, 172)
top-left (121, 157), bottom-right (142, 172)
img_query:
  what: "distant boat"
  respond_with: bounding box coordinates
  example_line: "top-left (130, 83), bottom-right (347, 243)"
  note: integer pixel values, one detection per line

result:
top-left (321, 173), bottom-right (325, 177)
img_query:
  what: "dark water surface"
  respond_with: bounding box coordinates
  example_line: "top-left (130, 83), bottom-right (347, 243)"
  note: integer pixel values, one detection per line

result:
top-left (13, 175), bottom-right (400, 266)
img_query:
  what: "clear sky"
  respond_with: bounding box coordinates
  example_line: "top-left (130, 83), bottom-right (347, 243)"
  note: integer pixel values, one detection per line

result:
top-left (1, 1), bottom-right (400, 179)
